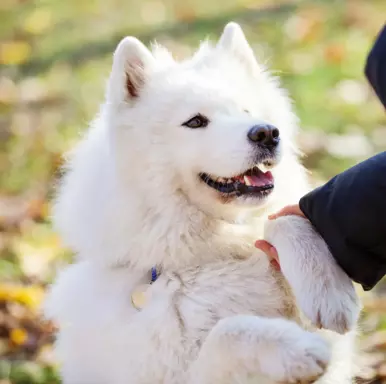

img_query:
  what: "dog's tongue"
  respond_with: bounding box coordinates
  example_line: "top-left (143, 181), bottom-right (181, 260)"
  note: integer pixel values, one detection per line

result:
top-left (244, 171), bottom-right (273, 187)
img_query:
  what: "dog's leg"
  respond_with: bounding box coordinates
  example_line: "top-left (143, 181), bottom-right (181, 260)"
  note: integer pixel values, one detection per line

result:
top-left (188, 315), bottom-right (330, 384)
top-left (264, 216), bottom-right (361, 334)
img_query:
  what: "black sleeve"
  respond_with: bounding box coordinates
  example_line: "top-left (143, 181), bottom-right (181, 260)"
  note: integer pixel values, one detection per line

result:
top-left (299, 152), bottom-right (386, 291)
top-left (365, 24), bottom-right (386, 109)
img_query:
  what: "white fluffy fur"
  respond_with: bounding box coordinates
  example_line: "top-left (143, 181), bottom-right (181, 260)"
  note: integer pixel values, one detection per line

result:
top-left (45, 23), bottom-right (361, 383)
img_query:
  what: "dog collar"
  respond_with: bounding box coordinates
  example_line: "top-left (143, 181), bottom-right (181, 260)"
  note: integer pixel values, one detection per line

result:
top-left (131, 266), bottom-right (159, 310)
top-left (151, 266), bottom-right (158, 283)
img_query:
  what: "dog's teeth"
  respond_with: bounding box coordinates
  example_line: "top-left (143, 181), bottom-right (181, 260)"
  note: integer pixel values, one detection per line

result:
top-left (217, 177), bottom-right (226, 183)
top-left (261, 161), bottom-right (275, 171)
top-left (244, 175), bottom-right (251, 186)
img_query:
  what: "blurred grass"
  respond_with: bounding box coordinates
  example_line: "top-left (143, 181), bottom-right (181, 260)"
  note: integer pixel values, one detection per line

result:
top-left (0, 0), bottom-right (386, 383)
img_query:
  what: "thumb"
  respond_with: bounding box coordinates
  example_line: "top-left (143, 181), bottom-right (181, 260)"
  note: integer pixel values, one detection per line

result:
top-left (255, 240), bottom-right (279, 261)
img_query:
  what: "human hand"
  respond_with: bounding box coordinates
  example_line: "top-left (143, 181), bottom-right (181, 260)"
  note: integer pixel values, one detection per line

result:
top-left (255, 203), bottom-right (306, 270)
top-left (268, 204), bottom-right (305, 220)
top-left (254, 240), bottom-right (280, 271)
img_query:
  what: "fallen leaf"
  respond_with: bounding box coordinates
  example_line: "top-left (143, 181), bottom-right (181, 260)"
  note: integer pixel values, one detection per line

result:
top-left (23, 8), bottom-right (52, 35)
top-left (10, 328), bottom-right (28, 346)
top-left (0, 41), bottom-right (31, 65)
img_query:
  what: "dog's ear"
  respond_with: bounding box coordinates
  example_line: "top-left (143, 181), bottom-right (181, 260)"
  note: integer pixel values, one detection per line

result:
top-left (217, 22), bottom-right (258, 73)
top-left (107, 37), bottom-right (155, 103)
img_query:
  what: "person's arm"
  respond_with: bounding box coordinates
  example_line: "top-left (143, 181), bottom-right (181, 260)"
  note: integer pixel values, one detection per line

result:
top-left (299, 152), bottom-right (386, 291)
top-left (365, 24), bottom-right (386, 109)
top-left (256, 25), bottom-right (386, 290)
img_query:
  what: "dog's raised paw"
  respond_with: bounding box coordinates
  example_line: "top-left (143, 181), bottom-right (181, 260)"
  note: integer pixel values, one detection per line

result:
top-left (301, 288), bottom-right (358, 335)
top-left (264, 216), bottom-right (361, 334)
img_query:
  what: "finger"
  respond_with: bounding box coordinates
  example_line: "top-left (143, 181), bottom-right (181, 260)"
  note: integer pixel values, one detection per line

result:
top-left (255, 240), bottom-right (281, 270)
top-left (268, 205), bottom-right (297, 219)
top-left (255, 240), bottom-right (279, 261)
top-left (270, 258), bottom-right (281, 271)
top-left (254, 239), bottom-right (272, 254)
top-left (268, 204), bottom-right (304, 220)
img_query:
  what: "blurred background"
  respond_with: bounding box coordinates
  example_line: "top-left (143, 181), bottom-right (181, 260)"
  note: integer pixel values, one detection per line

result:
top-left (1, 0), bottom-right (386, 382)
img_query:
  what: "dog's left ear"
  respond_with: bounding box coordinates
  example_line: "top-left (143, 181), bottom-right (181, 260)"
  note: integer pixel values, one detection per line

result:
top-left (107, 37), bottom-right (156, 104)
top-left (217, 22), bottom-right (259, 73)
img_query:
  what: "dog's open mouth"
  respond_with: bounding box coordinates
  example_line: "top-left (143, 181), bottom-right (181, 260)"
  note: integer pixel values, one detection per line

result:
top-left (199, 164), bottom-right (274, 197)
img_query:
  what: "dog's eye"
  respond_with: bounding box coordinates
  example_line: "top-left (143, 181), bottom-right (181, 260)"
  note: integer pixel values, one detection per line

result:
top-left (182, 114), bottom-right (209, 129)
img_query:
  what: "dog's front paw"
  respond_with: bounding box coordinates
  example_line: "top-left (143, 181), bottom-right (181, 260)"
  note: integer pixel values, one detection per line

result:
top-left (192, 315), bottom-right (330, 384)
top-left (296, 280), bottom-right (359, 336)
top-left (260, 327), bottom-right (330, 383)
top-left (265, 216), bottom-right (361, 334)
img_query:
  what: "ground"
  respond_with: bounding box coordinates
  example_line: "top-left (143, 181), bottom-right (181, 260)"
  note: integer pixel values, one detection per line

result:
top-left (1, 0), bottom-right (386, 382)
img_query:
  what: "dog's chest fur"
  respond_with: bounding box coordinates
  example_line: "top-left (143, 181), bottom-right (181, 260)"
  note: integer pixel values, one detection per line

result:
top-left (49, 253), bottom-right (297, 383)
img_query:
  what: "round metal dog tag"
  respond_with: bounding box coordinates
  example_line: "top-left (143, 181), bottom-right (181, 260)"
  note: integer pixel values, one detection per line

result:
top-left (131, 284), bottom-right (152, 310)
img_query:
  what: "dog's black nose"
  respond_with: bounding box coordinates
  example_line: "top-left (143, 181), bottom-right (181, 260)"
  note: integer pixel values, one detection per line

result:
top-left (247, 124), bottom-right (280, 147)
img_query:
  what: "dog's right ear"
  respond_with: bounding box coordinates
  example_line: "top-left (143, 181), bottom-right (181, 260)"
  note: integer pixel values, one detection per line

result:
top-left (107, 37), bottom-right (155, 104)
top-left (217, 22), bottom-right (258, 74)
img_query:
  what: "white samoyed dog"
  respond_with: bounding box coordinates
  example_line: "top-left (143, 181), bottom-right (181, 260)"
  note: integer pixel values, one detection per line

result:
top-left (45, 23), bottom-right (361, 384)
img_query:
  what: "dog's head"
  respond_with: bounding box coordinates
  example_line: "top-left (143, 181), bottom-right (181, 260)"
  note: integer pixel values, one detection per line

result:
top-left (105, 23), bottom-right (299, 217)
